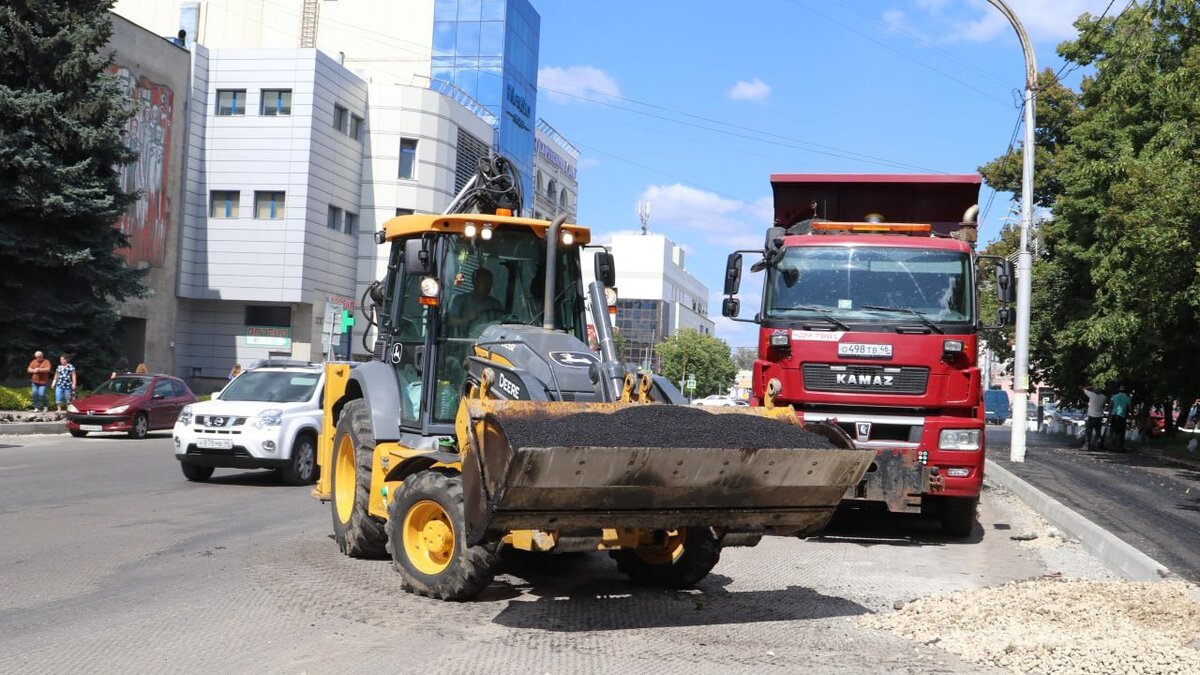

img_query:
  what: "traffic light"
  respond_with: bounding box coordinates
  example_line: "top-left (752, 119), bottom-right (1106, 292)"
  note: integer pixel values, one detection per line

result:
top-left (340, 310), bottom-right (355, 331)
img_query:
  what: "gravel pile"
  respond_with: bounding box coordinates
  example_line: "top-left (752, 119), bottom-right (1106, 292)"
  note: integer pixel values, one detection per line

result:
top-left (498, 405), bottom-right (835, 450)
top-left (860, 577), bottom-right (1200, 674)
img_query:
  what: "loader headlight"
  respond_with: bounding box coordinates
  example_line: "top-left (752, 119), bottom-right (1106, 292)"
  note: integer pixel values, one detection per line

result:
top-left (561, 230), bottom-right (574, 246)
top-left (464, 222), bottom-right (478, 238)
top-left (604, 287), bottom-right (618, 307)
top-left (420, 277), bottom-right (440, 297)
top-left (251, 409), bottom-right (283, 429)
top-left (939, 429), bottom-right (980, 451)
top-left (480, 224), bottom-right (493, 240)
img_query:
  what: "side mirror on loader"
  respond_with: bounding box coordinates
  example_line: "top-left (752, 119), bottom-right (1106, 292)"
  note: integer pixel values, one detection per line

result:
top-left (724, 253), bottom-right (742, 296)
top-left (405, 238), bottom-right (433, 276)
top-left (722, 297), bottom-right (741, 319)
top-left (594, 251), bottom-right (616, 288)
top-left (995, 259), bottom-right (1016, 303)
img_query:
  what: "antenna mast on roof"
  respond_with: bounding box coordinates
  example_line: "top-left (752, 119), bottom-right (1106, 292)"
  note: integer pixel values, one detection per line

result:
top-left (638, 200), bottom-right (650, 235)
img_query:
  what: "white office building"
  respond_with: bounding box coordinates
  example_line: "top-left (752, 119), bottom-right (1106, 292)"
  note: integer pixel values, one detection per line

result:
top-left (532, 119), bottom-right (578, 222)
top-left (583, 233), bottom-right (714, 370)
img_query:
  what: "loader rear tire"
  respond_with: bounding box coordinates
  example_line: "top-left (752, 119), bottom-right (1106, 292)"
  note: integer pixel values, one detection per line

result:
top-left (388, 470), bottom-right (498, 601)
top-left (610, 527), bottom-right (721, 589)
top-left (330, 399), bottom-right (387, 558)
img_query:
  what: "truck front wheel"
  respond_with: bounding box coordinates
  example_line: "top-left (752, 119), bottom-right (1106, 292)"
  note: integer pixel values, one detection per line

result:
top-left (941, 496), bottom-right (979, 537)
top-left (610, 527), bottom-right (721, 589)
top-left (388, 470), bottom-right (499, 601)
top-left (330, 399), bottom-right (387, 558)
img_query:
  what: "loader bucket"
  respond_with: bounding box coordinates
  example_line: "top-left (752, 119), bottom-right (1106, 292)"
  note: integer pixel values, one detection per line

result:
top-left (459, 401), bottom-right (874, 545)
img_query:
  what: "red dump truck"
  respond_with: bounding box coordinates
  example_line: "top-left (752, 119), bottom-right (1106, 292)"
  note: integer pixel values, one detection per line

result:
top-left (721, 174), bottom-right (1015, 536)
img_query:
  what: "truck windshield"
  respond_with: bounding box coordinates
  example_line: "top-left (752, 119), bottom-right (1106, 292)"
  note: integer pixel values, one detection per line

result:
top-left (765, 246), bottom-right (972, 324)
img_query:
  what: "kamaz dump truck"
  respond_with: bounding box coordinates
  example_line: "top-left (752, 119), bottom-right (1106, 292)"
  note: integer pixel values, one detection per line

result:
top-left (312, 158), bottom-right (875, 600)
top-left (720, 174), bottom-right (1015, 536)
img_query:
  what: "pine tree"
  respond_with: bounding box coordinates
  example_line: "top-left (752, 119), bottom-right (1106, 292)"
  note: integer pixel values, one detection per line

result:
top-left (0, 0), bottom-right (146, 385)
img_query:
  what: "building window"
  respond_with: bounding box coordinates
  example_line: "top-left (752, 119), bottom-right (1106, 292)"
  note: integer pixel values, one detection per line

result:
top-left (399, 138), bottom-right (418, 180)
top-left (349, 114), bottom-right (363, 141)
top-left (344, 212), bottom-right (358, 235)
top-left (327, 205), bottom-right (343, 231)
top-left (255, 191), bottom-right (286, 220)
top-left (559, 188), bottom-right (569, 210)
top-left (245, 305), bottom-right (290, 327)
top-left (216, 89), bottom-right (245, 116)
top-left (546, 178), bottom-right (557, 200)
top-left (209, 190), bottom-right (239, 218)
top-left (396, 208), bottom-right (415, 217)
top-left (260, 89), bottom-right (292, 116)
top-left (333, 104), bottom-right (349, 133)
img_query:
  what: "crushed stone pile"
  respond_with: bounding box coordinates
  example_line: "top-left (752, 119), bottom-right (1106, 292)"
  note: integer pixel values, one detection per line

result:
top-left (860, 577), bottom-right (1200, 674)
top-left (498, 405), bottom-right (835, 450)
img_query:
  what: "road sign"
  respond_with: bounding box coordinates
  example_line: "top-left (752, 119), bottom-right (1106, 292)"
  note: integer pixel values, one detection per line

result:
top-left (686, 375), bottom-right (696, 391)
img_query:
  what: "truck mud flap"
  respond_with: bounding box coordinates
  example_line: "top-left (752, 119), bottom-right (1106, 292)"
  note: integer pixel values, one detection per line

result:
top-left (460, 401), bottom-right (875, 545)
top-left (842, 447), bottom-right (938, 513)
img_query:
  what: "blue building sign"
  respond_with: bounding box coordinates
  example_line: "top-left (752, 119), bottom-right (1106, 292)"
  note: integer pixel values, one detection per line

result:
top-left (432, 0), bottom-right (540, 212)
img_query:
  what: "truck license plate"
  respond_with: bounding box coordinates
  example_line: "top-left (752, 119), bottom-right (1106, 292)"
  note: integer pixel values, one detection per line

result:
top-left (80, 424), bottom-right (103, 432)
top-left (837, 343), bottom-right (893, 358)
top-left (197, 438), bottom-right (233, 450)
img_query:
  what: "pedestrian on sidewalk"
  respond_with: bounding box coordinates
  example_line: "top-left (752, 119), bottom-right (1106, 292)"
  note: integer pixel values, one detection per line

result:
top-left (228, 363), bottom-right (242, 380)
top-left (1083, 384), bottom-right (1107, 451)
top-left (110, 356), bottom-right (129, 379)
top-left (1110, 386), bottom-right (1132, 452)
top-left (52, 354), bottom-right (77, 413)
top-left (27, 350), bottom-right (52, 412)
top-left (134, 362), bottom-right (148, 374)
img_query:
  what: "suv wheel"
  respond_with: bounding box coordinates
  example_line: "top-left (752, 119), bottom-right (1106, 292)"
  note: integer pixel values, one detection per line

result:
top-left (281, 433), bottom-right (317, 485)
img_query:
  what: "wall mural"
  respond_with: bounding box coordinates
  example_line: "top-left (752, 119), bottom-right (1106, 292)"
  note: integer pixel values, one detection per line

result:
top-left (111, 66), bottom-right (173, 269)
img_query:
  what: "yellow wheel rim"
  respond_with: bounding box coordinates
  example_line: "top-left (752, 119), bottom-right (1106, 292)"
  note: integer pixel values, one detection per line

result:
top-left (333, 434), bottom-right (356, 524)
top-left (634, 529), bottom-right (687, 566)
top-left (403, 500), bottom-right (456, 575)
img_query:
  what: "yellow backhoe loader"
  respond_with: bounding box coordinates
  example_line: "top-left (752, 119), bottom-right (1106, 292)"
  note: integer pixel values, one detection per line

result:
top-left (313, 156), bottom-right (874, 600)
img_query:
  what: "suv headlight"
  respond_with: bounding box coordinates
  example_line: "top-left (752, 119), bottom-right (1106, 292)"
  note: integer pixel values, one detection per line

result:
top-left (250, 409), bottom-right (283, 429)
top-left (178, 405), bottom-right (193, 426)
top-left (108, 405), bottom-right (129, 414)
top-left (939, 429), bottom-right (981, 451)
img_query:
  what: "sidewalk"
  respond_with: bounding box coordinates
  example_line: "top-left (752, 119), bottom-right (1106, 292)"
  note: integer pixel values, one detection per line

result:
top-left (0, 410), bottom-right (67, 435)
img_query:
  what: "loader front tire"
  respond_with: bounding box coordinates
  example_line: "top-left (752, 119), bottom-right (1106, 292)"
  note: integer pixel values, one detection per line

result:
top-left (388, 470), bottom-right (498, 601)
top-left (330, 399), bottom-right (387, 558)
top-left (611, 527), bottom-right (721, 589)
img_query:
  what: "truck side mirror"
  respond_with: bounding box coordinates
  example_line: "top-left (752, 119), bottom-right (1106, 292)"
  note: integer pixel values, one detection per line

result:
top-left (722, 297), bottom-right (740, 318)
top-left (995, 260), bottom-right (1016, 303)
top-left (594, 251), bottom-right (616, 288)
top-left (724, 253), bottom-right (742, 295)
top-left (404, 238), bottom-right (433, 276)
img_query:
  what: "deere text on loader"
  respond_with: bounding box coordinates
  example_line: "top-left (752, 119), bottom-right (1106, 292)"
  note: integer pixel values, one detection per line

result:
top-left (312, 160), bottom-right (875, 601)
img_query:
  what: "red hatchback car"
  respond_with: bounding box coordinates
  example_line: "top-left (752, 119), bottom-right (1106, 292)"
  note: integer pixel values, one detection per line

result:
top-left (66, 374), bottom-right (198, 439)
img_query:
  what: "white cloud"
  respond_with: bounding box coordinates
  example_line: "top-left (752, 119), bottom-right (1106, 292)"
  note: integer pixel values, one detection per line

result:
top-left (727, 78), bottom-right (771, 102)
top-left (538, 66), bottom-right (621, 104)
top-left (882, 9), bottom-right (909, 34)
top-left (902, 0), bottom-right (1115, 44)
top-left (578, 156), bottom-right (600, 170)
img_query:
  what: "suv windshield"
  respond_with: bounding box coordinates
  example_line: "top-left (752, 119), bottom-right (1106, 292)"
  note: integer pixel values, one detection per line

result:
top-left (92, 376), bottom-right (152, 396)
top-left (219, 370), bottom-right (320, 403)
top-left (766, 246), bottom-right (972, 324)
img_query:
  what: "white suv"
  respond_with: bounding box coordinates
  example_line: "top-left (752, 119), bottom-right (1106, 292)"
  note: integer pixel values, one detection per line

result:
top-left (173, 364), bottom-right (323, 485)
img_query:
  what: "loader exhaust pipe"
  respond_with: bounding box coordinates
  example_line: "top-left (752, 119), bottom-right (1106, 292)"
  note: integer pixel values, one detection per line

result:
top-left (542, 214), bottom-right (570, 330)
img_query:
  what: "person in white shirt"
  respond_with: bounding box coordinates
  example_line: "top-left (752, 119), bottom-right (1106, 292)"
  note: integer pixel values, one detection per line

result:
top-left (1083, 385), bottom-right (1108, 451)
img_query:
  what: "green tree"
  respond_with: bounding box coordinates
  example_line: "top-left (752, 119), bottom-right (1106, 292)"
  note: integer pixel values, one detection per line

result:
top-left (0, 0), bottom-right (145, 385)
top-left (979, 2), bottom-right (1200, 418)
top-left (655, 329), bottom-right (737, 398)
top-left (732, 346), bottom-right (757, 370)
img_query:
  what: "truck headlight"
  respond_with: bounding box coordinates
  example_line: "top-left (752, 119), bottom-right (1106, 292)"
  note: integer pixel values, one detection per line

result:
top-left (939, 429), bottom-right (980, 451)
top-left (178, 405), bottom-right (193, 426)
top-left (251, 409), bottom-right (283, 429)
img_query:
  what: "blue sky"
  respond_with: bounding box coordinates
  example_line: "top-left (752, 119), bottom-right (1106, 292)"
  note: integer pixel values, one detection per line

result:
top-left (532, 0), bottom-right (1113, 348)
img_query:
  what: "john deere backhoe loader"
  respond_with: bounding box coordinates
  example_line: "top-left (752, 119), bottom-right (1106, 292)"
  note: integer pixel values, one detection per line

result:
top-left (313, 156), bottom-right (874, 600)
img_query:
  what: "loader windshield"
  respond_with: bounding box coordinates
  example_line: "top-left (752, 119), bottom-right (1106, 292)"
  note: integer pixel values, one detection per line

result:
top-left (765, 246), bottom-right (972, 325)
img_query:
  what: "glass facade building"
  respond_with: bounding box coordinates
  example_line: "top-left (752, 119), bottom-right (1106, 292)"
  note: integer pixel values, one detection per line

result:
top-left (432, 0), bottom-right (540, 211)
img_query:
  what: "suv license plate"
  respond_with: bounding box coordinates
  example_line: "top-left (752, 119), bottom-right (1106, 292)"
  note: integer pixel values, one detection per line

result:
top-left (838, 343), bottom-right (893, 358)
top-left (197, 438), bottom-right (233, 450)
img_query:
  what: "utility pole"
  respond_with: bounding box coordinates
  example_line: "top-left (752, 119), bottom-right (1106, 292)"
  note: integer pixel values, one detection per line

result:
top-left (986, 0), bottom-right (1037, 462)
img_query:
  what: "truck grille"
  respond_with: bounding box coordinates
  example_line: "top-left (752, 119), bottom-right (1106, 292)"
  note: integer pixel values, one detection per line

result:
top-left (802, 364), bottom-right (928, 395)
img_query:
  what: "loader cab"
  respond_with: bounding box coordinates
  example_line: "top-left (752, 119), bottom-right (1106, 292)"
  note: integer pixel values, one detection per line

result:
top-left (377, 214), bottom-right (589, 435)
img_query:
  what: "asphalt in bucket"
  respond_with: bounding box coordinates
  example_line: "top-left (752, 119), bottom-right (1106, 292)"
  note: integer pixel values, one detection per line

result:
top-left (498, 405), bottom-right (835, 450)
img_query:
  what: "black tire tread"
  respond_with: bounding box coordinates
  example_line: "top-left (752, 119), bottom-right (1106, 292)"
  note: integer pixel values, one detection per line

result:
top-left (388, 470), bottom-right (498, 601)
top-left (610, 527), bottom-right (721, 589)
top-left (331, 399), bottom-right (387, 558)
top-left (281, 432), bottom-right (317, 486)
top-left (941, 496), bottom-right (978, 537)
top-left (181, 462), bottom-right (214, 482)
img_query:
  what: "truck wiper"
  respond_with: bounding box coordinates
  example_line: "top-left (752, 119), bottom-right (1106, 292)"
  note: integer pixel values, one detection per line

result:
top-left (771, 306), bottom-right (851, 330)
top-left (861, 305), bottom-right (944, 334)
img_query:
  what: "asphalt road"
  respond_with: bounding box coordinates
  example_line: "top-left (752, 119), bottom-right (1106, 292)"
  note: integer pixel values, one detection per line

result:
top-left (986, 426), bottom-right (1200, 584)
top-left (1, 431), bottom-right (1110, 673)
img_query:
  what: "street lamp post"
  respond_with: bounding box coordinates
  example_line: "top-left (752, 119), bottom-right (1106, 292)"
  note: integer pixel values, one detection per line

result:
top-left (986, 0), bottom-right (1037, 463)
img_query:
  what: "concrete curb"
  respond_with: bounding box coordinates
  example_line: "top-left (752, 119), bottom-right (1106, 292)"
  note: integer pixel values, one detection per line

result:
top-left (985, 458), bottom-right (1171, 582)
top-left (0, 422), bottom-right (66, 435)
